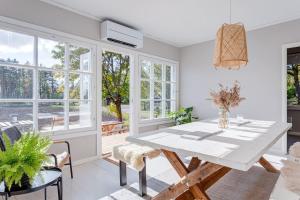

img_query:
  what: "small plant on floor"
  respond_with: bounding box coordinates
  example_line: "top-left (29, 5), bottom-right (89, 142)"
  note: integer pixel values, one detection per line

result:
top-left (0, 133), bottom-right (52, 190)
top-left (169, 107), bottom-right (195, 125)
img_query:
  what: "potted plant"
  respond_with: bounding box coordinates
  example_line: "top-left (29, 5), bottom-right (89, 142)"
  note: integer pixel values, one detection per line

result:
top-left (169, 107), bottom-right (196, 125)
top-left (0, 133), bottom-right (52, 191)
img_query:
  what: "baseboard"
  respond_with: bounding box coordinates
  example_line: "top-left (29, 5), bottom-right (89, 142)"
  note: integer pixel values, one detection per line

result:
top-left (73, 155), bottom-right (100, 166)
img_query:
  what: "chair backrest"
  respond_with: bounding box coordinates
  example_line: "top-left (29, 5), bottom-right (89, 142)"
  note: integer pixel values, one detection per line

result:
top-left (0, 126), bottom-right (22, 151)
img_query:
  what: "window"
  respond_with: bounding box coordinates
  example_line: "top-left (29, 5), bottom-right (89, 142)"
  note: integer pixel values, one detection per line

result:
top-left (0, 28), bottom-right (95, 133)
top-left (139, 57), bottom-right (177, 121)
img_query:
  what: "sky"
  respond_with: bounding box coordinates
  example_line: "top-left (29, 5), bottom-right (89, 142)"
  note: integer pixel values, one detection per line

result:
top-left (0, 29), bottom-right (67, 67)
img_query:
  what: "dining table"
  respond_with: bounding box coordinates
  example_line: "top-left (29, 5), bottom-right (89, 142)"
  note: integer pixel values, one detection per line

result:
top-left (126, 119), bottom-right (292, 200)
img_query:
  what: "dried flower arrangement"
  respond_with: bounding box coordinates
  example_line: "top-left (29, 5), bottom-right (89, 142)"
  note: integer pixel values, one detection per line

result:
top-left (209, 81), bottom-right (245, 112)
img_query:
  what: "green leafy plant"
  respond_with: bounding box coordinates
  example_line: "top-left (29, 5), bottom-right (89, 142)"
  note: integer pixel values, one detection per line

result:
top-left (0, 133), bottom-right (52, 190)
top-left (169, 107), bottom-right (195, 125)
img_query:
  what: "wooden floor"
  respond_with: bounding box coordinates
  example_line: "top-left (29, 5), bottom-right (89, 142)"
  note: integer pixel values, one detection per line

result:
top-left (10, 154), bottom-right (284, 200)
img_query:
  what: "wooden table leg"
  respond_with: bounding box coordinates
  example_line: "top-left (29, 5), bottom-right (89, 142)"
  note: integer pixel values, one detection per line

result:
top-left (258, 156), bottom-right (279, 173)
top-left (162, 150), bottom-right (210, 200)
top-left (188, 157), bottom-right (201, 171)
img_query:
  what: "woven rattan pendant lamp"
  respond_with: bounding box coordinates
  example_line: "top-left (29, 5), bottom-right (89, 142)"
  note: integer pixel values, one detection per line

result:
top-left (213, 0), bottom-right (248, 69)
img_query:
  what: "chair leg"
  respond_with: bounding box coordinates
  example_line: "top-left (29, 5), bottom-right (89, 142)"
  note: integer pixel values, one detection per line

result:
top-left (139, 157), bottom-right (147, 197)
top-left (119, 161), bottom-right (127, 186)
top-left (68, 156), bottom-right (74, 179)
top-left (65, 141), bottom-right (74, 179)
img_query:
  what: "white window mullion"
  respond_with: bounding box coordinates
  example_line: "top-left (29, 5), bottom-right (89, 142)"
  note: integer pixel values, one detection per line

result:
top-left (149, 62), bottom-right (154, 119)
top-left (64, 44), bottom-right (70, 130)
top-left (33, 35), bottom-right (38, 132)
top-left (162, 64), bottom-right (166, 118)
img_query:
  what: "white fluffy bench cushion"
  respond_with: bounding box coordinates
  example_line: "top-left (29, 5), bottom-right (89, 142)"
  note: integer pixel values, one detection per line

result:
top-left (113, 143), bottom-right (160, 171)
top-left (280, 159), bottom-right (300, 195)
top-left (289, 142), bottom-right (300, 163)
top-left (270, 175), bottom-right (300, 200)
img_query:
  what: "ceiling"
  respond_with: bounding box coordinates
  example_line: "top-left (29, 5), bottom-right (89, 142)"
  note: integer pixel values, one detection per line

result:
top-left (41, 0), bottom-right (300, 47)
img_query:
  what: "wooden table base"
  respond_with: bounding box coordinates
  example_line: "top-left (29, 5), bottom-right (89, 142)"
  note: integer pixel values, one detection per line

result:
top-left (153, 150), bottom-right (279, 200)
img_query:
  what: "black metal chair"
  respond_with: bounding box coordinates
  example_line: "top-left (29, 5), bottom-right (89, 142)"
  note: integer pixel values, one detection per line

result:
top-left (0, 126), bottom-right (74, 179)
top-left (0, 126), bottom-right (22, 151)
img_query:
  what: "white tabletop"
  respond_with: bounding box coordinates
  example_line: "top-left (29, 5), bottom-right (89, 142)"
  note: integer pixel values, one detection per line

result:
top-left (127, 119), bottom-right (292, 171)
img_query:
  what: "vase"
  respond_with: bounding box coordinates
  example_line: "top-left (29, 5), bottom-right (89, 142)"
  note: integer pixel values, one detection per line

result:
top-left (218, 107), bottom-right (229, 129)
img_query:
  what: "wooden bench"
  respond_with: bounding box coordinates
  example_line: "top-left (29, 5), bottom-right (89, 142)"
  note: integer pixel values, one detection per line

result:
top-left (112, 143), bottom-right (160, 197)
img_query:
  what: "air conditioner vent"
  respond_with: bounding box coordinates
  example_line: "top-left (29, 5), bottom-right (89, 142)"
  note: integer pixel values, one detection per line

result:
top-left (107, 38), bottom-right (137, 48)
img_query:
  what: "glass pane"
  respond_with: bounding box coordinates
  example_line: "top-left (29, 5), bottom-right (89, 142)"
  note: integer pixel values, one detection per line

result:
top-left (166, 83), bottom-right (171, 99)
top-left (166, 65), bottom-right (172, 81)
top-left (171, 83), bottom-right (176, 99)
top-left (0, 102), bottom-right (33, 132)
top-left (141, 60), bottom-right (151, 79)
top-left (69, 101), bottom-right (92, 129)
top-left (38, 102), bottom-right (64, 132)
top-left (171, 101), bottom-right (176, 112)
top-left (0, 65), bottom-right (33, 99)
top-left (38, 38), bottom-right (65, 69)
top-left (69, 45), bottom-right (91, 71)
top-left (141, 80), bottom-right (150, 99)
top-left (154, 64), bottom-right (162, 80)
top-left (69, 73), bottom-right (90, 99)
top-left (140, 101), bottom-right (150, 120)
top-left (154, 101), bottom-right (162, 118)
top-left (0, 29), bottom-right (34, 65)
top-left (39, 70), bottom-right (65, 99)
top-left (154, 82), bottom-right (162, 99)
top-left (166, 101), bottom-right (171, 115)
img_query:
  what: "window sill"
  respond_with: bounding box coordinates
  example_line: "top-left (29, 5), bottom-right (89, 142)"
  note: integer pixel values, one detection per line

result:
top-left (41, 127), bottom-right (98, 140)
top-left (138, 118), bottom-right (174, 127)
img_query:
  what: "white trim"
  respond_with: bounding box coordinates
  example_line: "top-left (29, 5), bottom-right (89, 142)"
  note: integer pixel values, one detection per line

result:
top-left (0, 17), bottom-right (97, 135)
top-left (73, 156), bottom-right (100, 166)
top-left (138, 118), bottom-right (173, 127)
top-left (50, 130), bottom-right (97, 140)
top-left (100, 44), bottom-right (139, 136)
top-left (138, 55), bottom-right (178, 123)
top-left (96, 43), bottom-right (102, 156)
top-left (280, 42), bottom-right (300, 155)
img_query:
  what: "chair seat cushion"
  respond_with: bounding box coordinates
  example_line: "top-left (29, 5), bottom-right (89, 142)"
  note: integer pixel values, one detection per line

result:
top-left (113, 143), bottom-right (160, 171)
top-left (46, 151), bottom-right (70, 169)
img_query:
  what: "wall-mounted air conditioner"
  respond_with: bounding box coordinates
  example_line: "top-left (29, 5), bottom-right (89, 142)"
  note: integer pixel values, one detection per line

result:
top-left (101, 20), bottom-right (143, 49)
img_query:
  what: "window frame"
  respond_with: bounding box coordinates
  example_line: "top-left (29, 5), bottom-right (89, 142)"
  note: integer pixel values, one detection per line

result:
top-left (0, 26), bottom-right (97, 135)
top-left (138, 55), bottom-right (178, 124)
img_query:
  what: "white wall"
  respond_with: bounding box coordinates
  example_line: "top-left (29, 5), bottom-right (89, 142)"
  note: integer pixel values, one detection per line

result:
top-left (0, 0), bottom-right (180, 162)
top-left (180, 18), bottom-right (300, 121)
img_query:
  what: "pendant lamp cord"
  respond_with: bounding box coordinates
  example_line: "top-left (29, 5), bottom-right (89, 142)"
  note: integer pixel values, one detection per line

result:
top-left (229, 0), bottom-right (232, 24)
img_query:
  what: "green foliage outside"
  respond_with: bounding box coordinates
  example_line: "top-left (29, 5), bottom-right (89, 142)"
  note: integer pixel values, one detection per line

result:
top-left (287, 64), bottom-right (300, 105)
top-left (169, 107), bottom-right (194, 125)
top-left (102, 51), bottom-right (130, 122)
top-left (106, 103), bottom-right (129, 127)
top-left (0, 133), bottom-right (52, 190)
top-left (1, 43), bottom-right (89, 101)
